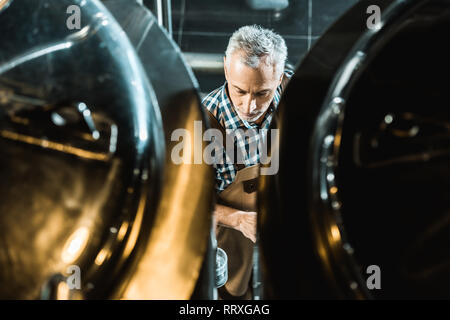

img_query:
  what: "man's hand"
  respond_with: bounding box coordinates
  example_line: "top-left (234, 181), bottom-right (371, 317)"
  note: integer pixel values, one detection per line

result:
top-left (232, 210), bottom-right (257, 243)
top-left (214, 204), bottom-right (257, 243)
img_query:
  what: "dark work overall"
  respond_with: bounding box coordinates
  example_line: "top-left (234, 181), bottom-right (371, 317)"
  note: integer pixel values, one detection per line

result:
top-left (206, 111), bottom-right (260, 299)
top-left (216, 164), bottom-right (259, 298)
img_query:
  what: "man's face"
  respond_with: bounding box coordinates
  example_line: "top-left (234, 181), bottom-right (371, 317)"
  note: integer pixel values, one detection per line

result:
top-left (224, 50), bottom-right (282, 123)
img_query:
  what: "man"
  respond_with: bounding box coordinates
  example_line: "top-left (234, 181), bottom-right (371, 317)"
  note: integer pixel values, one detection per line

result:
top-left (202, 25), bottom-right (290, 299)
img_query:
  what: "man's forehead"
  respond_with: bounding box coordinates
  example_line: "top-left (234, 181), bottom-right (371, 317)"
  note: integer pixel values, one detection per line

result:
top-left (227, 56), bottom-right (279, 88)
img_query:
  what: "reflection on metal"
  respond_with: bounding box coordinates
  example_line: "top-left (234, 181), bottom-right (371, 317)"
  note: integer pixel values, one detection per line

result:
top-left (0, 0), bottom-right (164, 300)
top-left (94, 248), bottom-right (110, 266)
top-left (329, 225), bottom-right (341, 244)
top-left (356, 112), bottom-right (450, 168)
top-left (117, 222), bottom-right (129, 242)
top-left (56, 281), bottom-right (71, 300)
top-left (0, 130), bottom-right (110, 161)
top-left (0, 42), bottom-right (73, 75)
top-left (61, 227), bottom-right (90, 264)
top-left (0, 0), bottom-right (11, 11)
top-left (41, 274), bottom-right (71, 300)
top-left (103, 0), bottom-right (214, 300)
top-left (1, 100), bottom-right (119, 161)
top-left (121, 99), bottom-right (213, 299)
top-left (122, 193), bottom-right (147, 260)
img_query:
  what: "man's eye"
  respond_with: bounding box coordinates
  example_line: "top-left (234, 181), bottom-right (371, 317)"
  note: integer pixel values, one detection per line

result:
top-left (256, 91), bottom-right (268, 97)
top-left (237, 90), bottom-right (246, 95)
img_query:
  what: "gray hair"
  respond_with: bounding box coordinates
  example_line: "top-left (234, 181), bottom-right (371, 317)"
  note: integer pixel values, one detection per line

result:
top-left (225, 25), bottom-right (287, 75)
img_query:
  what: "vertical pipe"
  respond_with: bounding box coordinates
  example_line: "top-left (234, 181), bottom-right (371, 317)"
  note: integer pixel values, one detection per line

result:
top-left (155, 0), bottom-right (172, 39)
top-left (156, 0), bottom-right (164, 27)
top-left (164, 0), bottom-right (173, 38)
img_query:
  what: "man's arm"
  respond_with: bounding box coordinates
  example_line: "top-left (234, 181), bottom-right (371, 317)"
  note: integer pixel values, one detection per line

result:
top-left (214, 203), bottom-right (257, 243)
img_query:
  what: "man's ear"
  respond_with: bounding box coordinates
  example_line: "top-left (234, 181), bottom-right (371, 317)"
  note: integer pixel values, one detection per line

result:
top-left (278, 70), bottom-right (284, 86)
top-left (223, 56), bottom-right (228, 81)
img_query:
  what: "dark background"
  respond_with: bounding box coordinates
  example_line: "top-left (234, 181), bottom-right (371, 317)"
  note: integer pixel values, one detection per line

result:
top-left (144, 0), bottom-right (360, 94)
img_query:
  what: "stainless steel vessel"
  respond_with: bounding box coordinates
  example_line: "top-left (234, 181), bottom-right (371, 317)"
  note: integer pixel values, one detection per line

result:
top-left (259, 0), bottom-right (450, 299)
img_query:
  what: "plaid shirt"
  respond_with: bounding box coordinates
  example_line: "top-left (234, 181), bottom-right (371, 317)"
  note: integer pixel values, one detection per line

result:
top-left (202, 72), bottom-right (290, 193)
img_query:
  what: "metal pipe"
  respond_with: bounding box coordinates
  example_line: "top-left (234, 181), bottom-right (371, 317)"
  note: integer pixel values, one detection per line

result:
top-left (155, 0), bottom-right (172, 38)
top-left (156, 0), bottom-right (163, 27)
top-left (183, 52), bottom-right (224, 73)
top-left (164, 0), bottom-right (172, 38)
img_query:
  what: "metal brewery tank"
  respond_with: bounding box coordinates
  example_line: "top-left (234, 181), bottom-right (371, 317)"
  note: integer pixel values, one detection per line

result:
top-left (259, 0), bottom-right (450, 299)
top-left (101, 0), bottom-right (216, 300)
top-left (1, 0), bottom-right (450, 300)
top-left (0, 0), bottom-right (214, 299)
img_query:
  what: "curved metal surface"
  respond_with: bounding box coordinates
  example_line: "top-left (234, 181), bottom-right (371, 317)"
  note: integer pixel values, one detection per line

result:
top-left (103, 0), bottom-right (215, 299)
top-left (308, 0), bottom-right (431, 299)
top-left (313, 0), bottom-right (450, 299)
top-left (0, 0), bottom-right (12, 13)
top-left (259, 0), bottom-right (450, 299)
top-left (0, 0), bottom-right (164, 299)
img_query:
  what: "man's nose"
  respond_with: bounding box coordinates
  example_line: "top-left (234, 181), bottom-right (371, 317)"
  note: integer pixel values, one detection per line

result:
top-left (242, 96), bottom-right (257, 113)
